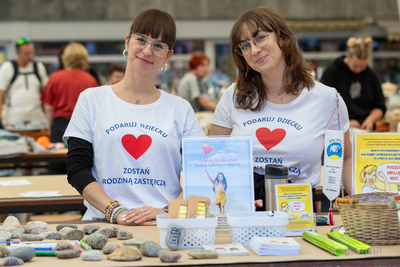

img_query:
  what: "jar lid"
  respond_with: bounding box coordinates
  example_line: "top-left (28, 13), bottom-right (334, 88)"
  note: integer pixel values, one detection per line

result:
top-left (264, 164), bottom-right (288, 176)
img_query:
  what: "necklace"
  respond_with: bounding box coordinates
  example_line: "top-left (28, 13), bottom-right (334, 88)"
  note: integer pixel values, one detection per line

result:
top-left (123, 82), bottom-right (154, 105)
top-left (267, 91), bottom-right (288, 104)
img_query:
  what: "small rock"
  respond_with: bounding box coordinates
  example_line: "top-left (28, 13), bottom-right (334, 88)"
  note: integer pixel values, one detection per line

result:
top-left (56, 248), bottom-right (80, 259)
top-left (0, 246), bottom-right (8, 257)
top-left (54, 240), bottom-right (74, 251)
top-left (140, 241), bottom-right (162, 257)
top-left (27, 221), bottom-right (47, 229)
top-left (158, 250), bottom-right (182, 263)
top-left (56, 224), bottom-right (77, 231)
top-left (0, 231), bottom-right (11, 241)
top-left (102, 244), bottom-right (120, 254)
top-left (19, 234), bottom-right (43, 241)
top-left (3, 256), bottom-right (23, 265)
top-left (20, 225), bottom-right (33, 234)
top-left (9, 246), bottom-right (35, 262)
top-left (188, 250), bottom-right (218, 259)
top-left (2, 216), bottom-right (20, 231)
top-left (39, 231), bottom-right (61, 240)
top-left (0, 258), bottom-right (3, 266)
top-left (107, 246), bottom-right (142, 261)
top-left (117, 229), bottom-right (133, 240)
top-left (65, 230), bottom-right (84, 241)
top-left (80, 250), bottom-right (101, 261)
top-left (31, 227), bottom-right (46, 235)
top-left (165, 223), bottom-right (185, 251)
top-left (9, 228), bottom-right (24, 239)
top-left (86, 233), bottom-right (108, 249)
top-left (95, 226), bottom-right (117, 238)
top-left (82, 225), bottom-right (100, 235)
top-left (122, 238), bottom-right (145, 248)
top-left (59, 227), bottom-right (75, 239)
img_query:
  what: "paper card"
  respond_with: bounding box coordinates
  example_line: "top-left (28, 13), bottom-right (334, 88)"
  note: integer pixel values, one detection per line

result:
top-left (0, 179), bottom-right (33, 187)
top-left (275, 183), bottom-right (314, 236)
top-left (203, 243), bottom-right (249, 256)
top-left (352, 132), bottom-right (400, 195)
top-left (182, 136), bottom-right (254, 215)
top-left (17, 191), bottom-right (62, 197)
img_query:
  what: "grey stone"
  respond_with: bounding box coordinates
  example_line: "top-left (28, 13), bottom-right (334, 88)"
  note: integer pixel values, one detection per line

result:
top-left (20, 226), bottom-right (33, 234)
top-left (188, 250), bottom-right (218, 259)
top-left (0, 246), bottom-right (8, 257)
top-left (56, 224), bottom-right (77, 231)
top-left (82, 225), bottom-right (99, 235)
top-left (102, 244), bottom-right (120, 254)
top-left (9, 246), bottom-right (35, 262)
top-left (95, 226), bottom-right (118, 238)
top-left (0, 232), bottom-right (11, 241)
top-left (19, 234), bottom-right (42, 241)
top-left (117, 229), bottom-right (133, 240)
top-left (3, 256), bottom-right (23, 265)
top-left (139, 241), bottom-right (162, 257)
top-left (59, 227), bottom-right (75, 239)
top-left (122, 238), bottom-right (145, 248)
top-left (39, 231), bottom-right (61, 240)
top-left (27, 221), bottom-right (48, 229)
top-left (65, 230), bottom-right (84, 241)
top-left (56, 248), bottom-right (80, 259)
top-left (107, 246), bottom-right (142, 261)
top-left (2, 217), bottom-right (20, 231)
top-left (31, 227), bottom-right (46, 235)
top-left (158, 250), bottom-right (182, 263)
top-left (165, 223), bottom-right (185, 251)
top-left (80, 250), bottom-right (101, 261)
top-left (86, 233), bottom-right (108, 249)
top-left (9, 228), bottom-right (24, 239)
top-left (54, 240), bottom-right (74, 251)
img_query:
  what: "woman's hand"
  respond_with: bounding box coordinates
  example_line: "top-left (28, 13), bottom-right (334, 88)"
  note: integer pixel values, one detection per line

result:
top-left (255, 199), bottom-right (263, 210)
top-left (350, 119), bottom-right (361, 129)
top-left (119, 206), bottom-right (166, 226)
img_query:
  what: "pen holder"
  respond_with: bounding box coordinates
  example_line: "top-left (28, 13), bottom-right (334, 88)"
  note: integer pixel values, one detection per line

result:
top-left (227, 211), bottom-right (288, 246)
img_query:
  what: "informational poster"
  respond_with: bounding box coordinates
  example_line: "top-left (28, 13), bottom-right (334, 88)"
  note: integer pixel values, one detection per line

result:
top-left (275, 183), bottom-right (315, 236)
top-left (352, 132), bottom-right (400, 195)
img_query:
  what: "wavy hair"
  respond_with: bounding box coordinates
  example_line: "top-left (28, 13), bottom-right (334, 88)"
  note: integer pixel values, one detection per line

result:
top-left (230, 6), bottom-right (314, 111)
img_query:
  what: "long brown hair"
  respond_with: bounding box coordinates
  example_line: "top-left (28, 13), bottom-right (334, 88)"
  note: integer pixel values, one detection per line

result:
top-left (230, 6), bottom-right (314, 111)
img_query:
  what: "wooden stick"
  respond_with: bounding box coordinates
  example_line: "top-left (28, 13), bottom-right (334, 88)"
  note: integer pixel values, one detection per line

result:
top-left (337, 198), bottom-right (359, 204)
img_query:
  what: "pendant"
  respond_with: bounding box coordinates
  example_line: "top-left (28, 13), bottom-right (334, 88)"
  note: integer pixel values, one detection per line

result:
top-left (135, 99), bottom-right (141, 105)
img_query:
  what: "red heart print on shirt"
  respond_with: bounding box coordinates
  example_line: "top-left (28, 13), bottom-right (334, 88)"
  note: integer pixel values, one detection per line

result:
top-left (256, 128), bottom-right (286, 150)
top-left (121, 134), bottom-right (152, 160)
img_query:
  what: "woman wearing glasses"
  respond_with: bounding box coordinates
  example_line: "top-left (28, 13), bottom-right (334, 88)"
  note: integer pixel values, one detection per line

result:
top-left (210, 6), bottom-right (352, 210)
top-left (63, 9), bottom-right (204, 224)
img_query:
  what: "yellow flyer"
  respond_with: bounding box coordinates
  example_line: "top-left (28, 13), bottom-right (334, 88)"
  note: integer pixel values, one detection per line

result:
top-left (353, 132), bottom-right (400, 195)
top-left (275, 183), bottom-right (315, 236)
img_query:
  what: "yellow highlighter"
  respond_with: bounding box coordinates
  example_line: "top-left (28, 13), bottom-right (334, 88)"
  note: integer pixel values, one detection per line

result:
top-left (178, 205), bottom-right (188, 219)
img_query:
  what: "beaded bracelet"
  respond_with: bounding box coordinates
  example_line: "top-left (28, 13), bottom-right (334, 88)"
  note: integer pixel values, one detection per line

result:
top-left (106, 203), bottom-right (120, 222)
top-left (104, 200), bottom-right (119, 214)
top-left (111, 206), bottom-right (126, 224)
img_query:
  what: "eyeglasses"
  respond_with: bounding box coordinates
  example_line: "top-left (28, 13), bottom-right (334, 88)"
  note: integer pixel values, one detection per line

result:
top-left (16, 37), bottom-right (31, 46)
top-left (235, 31), bottom-right (270, 56)
top-left (129, 33), bottom-right (170, 57)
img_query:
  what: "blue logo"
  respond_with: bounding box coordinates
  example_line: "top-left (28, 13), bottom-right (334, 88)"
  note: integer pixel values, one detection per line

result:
top-left (326, 142), bottom-right (342, 161)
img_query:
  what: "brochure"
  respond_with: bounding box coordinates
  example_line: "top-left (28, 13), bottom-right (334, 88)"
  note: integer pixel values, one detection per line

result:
top-left (249, 236), bottom-right (301, 256)
top-left (352, 132), bottom-right (400, 194)
top-left (275, 183), bottom-right (314, 236)
top-left (203, 243), bottom-right (249, 256)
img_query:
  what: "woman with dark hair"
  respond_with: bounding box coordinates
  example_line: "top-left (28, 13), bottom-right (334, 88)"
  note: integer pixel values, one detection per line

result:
top-left (63, 9), bottom-right (204, 224)
top-left (205, 170), bottom-right (227, 214)
top-left (210, 6), bottom-right (352, 211)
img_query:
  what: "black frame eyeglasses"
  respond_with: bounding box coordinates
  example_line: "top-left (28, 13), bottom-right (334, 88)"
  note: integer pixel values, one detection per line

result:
top-left (129, 33), bottom-right (170, 57)
top-left (235, 31), bottom-right (270, 56)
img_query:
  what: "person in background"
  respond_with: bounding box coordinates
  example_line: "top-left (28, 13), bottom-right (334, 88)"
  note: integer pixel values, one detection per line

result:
top-left (209, 6), bottom-right (352, 211)
top-left (107, 63), bottom-right (125, 85)
top-left (321, 36), bottom-right (386, 131)
top-left (0, 37), bottom-right (48, 129)
top-left (63, 9), bottom-right (204, 225)
top-left (40, 42), bottom-right (98, 173)
top-left (178, 51), bottom-right (217, 112)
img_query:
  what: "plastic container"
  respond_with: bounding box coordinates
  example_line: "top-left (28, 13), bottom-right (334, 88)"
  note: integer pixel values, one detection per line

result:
top-left (156, 214), bottom-right (218, 248)
top-left (227, 211), bottom-right (289, 246)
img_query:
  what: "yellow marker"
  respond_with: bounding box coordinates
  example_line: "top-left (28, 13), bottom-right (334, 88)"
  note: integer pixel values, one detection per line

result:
top-left (178, 205), bottom-right (187, 219)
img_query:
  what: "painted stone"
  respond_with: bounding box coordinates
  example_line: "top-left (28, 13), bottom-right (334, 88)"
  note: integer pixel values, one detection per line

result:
top-left (165, 223), bottom-right (185, 251)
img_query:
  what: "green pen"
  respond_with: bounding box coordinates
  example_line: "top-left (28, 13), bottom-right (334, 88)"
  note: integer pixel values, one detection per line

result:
top-left (35, 250), bottom-right (56, 256)
top-left (80, 240), bottom-right (92, 251)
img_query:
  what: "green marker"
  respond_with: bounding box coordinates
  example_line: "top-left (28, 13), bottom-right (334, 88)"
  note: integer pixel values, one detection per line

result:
top-left (35, 250), bottom-right (56, 256)
top-left (327, 231), bottom-right (370, 254)
top-left (80, 240), bottom-right (92, 251)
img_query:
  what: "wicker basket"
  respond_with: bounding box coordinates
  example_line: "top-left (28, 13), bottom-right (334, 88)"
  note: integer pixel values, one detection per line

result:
top-left (336, 192), bottom-right (400, 246)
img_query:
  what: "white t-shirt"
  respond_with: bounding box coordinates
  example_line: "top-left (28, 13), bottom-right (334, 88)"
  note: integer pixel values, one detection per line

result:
top-left (64, 86), bottom-right (205, 220)
top-left (212, 82), bottom-right (350, 188)
top-left (0, 61), bottom-right (48, 125)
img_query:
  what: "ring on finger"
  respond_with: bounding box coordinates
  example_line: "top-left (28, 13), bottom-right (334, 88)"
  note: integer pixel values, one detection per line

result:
top-left (140, 208), bottom-right (144, 213)
top-left (145, 212), bottom-right (148, 215)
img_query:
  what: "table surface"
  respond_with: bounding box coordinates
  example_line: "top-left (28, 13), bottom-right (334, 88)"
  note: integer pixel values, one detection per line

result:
top-left (1, 216), bottom-right (399, 267)
top-left (0, 148), bottom-right (68, 164)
